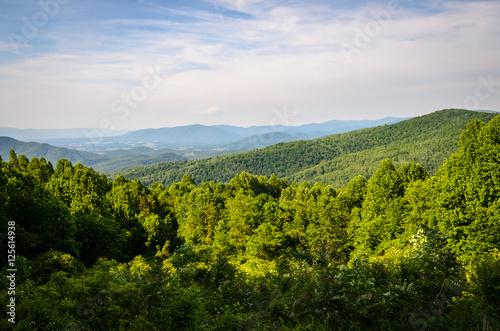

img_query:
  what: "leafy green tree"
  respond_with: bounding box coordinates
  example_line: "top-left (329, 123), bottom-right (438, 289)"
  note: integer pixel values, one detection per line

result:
top-left (9, 149), bottom-right (18, 168)
top-left (176, 183), bottom-right (225, 247)
top-left (350, 159), bottom-right (404, 256)
top-left (17, 153), bottom-right (29, 170)
top-left (139, 213), bottom-right (177, 257)
top-left (168, 174), bottom-right (197, 198)
top-left (28, 157), bottom-right (54, 184)
top-left (47, 160), bottom-right (112, 216)
top-left (74, 214), bottom-right (124, 265)
top-left (108, 175), bottom-right (160, 259)
top-left (214, 191), bottom-right (264, 257)
top-left (397, 162), bottom-right (429, 186)
top-left (54, 158), bottom-right (74, 178)
top-left (279, 182), bottom-right (316, 253)
top-left (461, 252), bottom-right (500, 329)
top-left (68, 164), bottom-right (112, 216)
top-left (397, 178), bottom-right (436, 243)
top-left (338, 175), bottom-right (367, 211)
top-left (435, 115), bottom-right (500, 262)
top-left (247, 222), bottom-right (285, 260)
top-left (306, 185), bottom-right (352, 265)
top-left (2, 162), bottom-right (79, 258)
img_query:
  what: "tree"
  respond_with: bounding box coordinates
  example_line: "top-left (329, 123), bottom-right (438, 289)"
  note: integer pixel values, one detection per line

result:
top-left (214, 191), bottom-right (263, 257)
top-left (28, 157), bottom-right (54, 184)
top-left (9, 149), bottom-right (18, 168)
top-left (435, 115), bottom-right (500, 262)
top-left (3, 166), bottom-right (79, 258)
top-left (168, 174), bottom-right (197, 198)
top-left (176, 184), bottom-right (224, 247)
top-left (397, 162), bottom-right (429, 187)
top-left (247, 222), bottom-right (285, 260)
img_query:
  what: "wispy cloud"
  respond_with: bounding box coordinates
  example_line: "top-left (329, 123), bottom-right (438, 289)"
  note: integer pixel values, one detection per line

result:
top-left (0, 0), bottom-right (498, 129)
top-left (194, 106), bottom-right (222, 115)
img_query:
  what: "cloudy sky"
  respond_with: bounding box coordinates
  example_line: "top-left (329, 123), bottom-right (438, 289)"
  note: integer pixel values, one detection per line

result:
top-left (0, 0), bottom-right (499, 129)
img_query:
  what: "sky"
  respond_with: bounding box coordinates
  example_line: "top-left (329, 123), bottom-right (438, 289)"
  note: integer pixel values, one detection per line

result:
top-left (0, 0), bottom-right (499, 130)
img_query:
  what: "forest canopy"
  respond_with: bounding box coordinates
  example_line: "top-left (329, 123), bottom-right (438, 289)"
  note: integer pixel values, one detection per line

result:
top-left (1, 113), bottom-right (500, 330)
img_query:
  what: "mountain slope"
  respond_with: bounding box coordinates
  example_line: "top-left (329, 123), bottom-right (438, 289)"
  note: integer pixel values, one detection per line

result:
top-left (120, 124), bottom-right (239, 146)
top-left (226, 132), bottom-right (300, 150)
top-left (0, 136), bottom-right (104, 164)
top-left (113, 109), bottom-right (498, 188)
top-left (0, 137), bottom-right (186, 172)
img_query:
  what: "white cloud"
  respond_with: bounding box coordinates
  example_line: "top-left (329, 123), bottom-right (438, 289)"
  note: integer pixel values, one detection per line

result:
top-left (0, 40), bottom-right (30, 53)
top-left (194, 106), bottom-right (222, 115)
top-left (214, 0), bottom-right (265, 12)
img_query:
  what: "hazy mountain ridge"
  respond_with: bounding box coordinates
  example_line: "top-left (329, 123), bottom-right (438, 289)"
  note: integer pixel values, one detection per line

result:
top-left (0, 117), bottom-right (408, 153)
top-left (0, 136), bottom-right (102, 163)
top-left (118, 117), bottom-right (408, 149)
top-left (0, 137), bottom-right (186, 173)
top-left (0, 127), bottom-right (128, 141)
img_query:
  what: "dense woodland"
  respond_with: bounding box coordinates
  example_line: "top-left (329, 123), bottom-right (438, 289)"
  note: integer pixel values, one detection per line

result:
top-left (1, 113), bottom-right (500, 330)
top-left (114, 109), bottom-right (497, 188)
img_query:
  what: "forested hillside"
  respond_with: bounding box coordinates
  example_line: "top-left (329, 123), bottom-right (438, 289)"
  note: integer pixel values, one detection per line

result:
top-left (1, 114), bottom-right (500, 330)
top-left (0, 136), bottom-right (103, 164)
top-left (115, 109), bottom-right (497, 188)
top-left (0, 137), bottom-right (186, 173)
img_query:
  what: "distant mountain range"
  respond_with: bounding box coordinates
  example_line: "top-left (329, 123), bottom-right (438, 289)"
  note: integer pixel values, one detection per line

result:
top-left (0, 117), bottom-right (407, 172)
top-left (116, 117), bottom-right (408, 150)
top-left (0, 117), bottom-right (408, 158)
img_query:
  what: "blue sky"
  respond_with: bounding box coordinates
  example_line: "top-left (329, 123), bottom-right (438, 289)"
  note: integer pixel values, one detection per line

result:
top-left (0, 0), bottom-right (499, 129)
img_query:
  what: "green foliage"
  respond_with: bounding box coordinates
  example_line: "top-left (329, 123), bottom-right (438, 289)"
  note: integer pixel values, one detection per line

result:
top-left (461, 252), bottom-right (500, 328)
top-left (47, 160), bottom-right (112, 216)
top-left (2, 112), bottom-right (500, 330)
top-left (435, 115), bottom-right (500, 263)
top-left (349, 159), bottom-right (424, 257)
top-left (1, 161), bottom-right (79, 260)
top-left (74, 214), bottom-right (124, 266)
